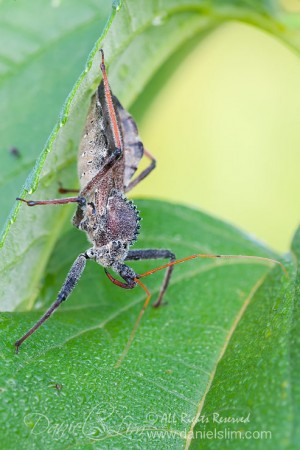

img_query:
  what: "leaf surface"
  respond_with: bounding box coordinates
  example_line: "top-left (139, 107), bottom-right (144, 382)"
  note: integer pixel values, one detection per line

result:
top-left (1, 199), bottom-right (295, 449)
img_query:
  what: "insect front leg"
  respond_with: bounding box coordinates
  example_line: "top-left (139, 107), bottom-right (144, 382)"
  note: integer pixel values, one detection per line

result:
top-left (109, 252), bottom-right (175, 368)
top-left (125, 249), bottom-right (176, 307)
top-left (104, 262), bottom-right (138, 289)
top-left (15, 253), bottom-right (88, 353)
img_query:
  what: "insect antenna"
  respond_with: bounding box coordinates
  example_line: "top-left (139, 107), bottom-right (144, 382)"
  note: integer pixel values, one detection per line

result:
top-left (115, 253), bottom-right (287, 367)
top-left (137, 253), bottom-right (288, 279)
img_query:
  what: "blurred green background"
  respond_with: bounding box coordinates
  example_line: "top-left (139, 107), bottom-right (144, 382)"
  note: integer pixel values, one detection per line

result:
top-left (134, 21), bottom-right (300, 253)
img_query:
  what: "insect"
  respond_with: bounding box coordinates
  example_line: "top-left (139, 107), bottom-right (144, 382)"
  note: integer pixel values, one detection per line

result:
top-left (48, 382), bottom-right (63, 394)
top-left (15, 49), bottom-right (175, 356)
top-left (15, 50), bottom-right (285, 363)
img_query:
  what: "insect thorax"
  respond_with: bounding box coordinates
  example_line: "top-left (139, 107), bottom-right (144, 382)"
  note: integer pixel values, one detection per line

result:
top-left (73, 189), bottom-right (141, 266)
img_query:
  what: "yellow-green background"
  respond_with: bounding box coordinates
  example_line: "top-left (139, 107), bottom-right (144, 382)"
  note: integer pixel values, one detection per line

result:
top-left (133, 22), bottom-right (300, 253)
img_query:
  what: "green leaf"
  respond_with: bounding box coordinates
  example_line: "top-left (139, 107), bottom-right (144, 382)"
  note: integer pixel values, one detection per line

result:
top-left (2, 0), bottom-right (300, 312)
top-left (189, 228), bottom-right (299, 450)
top-left (0, 0), bottom-right (299, 449)
top-left (1, 200), bottom-right (295, 449)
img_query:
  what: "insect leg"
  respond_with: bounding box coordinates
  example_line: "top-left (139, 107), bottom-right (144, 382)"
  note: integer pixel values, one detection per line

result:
top-left (125, 149), bottom-right (156, 193)
top-left (58, 182), bottom-right (80, 194)
top-left (108, 252), bottom-right (176, 368)
top-left (16, 196), bottom-right (85, 207)
top-left (125, 249), bottom-right (176, 307)
top-left (104, 262), bottom-right (137, 289)
top-left (80, 148), bottom-right (122, 196)
top-left (15, 253), bottom-right (88, 353)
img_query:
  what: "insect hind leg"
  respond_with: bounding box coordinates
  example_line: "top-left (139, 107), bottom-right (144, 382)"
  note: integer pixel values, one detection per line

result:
top-left (125, 248), bottom-right (176, 307)
top-left (58, 182), bottom-right (80, 194)
top-left (125, 149), bottom-right (156, 193)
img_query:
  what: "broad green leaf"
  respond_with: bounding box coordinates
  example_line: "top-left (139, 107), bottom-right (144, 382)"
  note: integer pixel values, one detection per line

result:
top-left (0, 0), bottom-right (299, 449)
top-left (1, 200), bottom-right (295, 449)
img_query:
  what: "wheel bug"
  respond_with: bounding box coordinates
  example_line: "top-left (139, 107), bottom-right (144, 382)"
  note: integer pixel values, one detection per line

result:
top-left (15, 50), bottom-right (285, 365)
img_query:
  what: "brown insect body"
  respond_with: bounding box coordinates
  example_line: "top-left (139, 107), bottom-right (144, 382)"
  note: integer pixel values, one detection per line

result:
top-left (74, 82), bottom-right (142, 268)
top-left (15, 50), bottom-right (175, 353)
